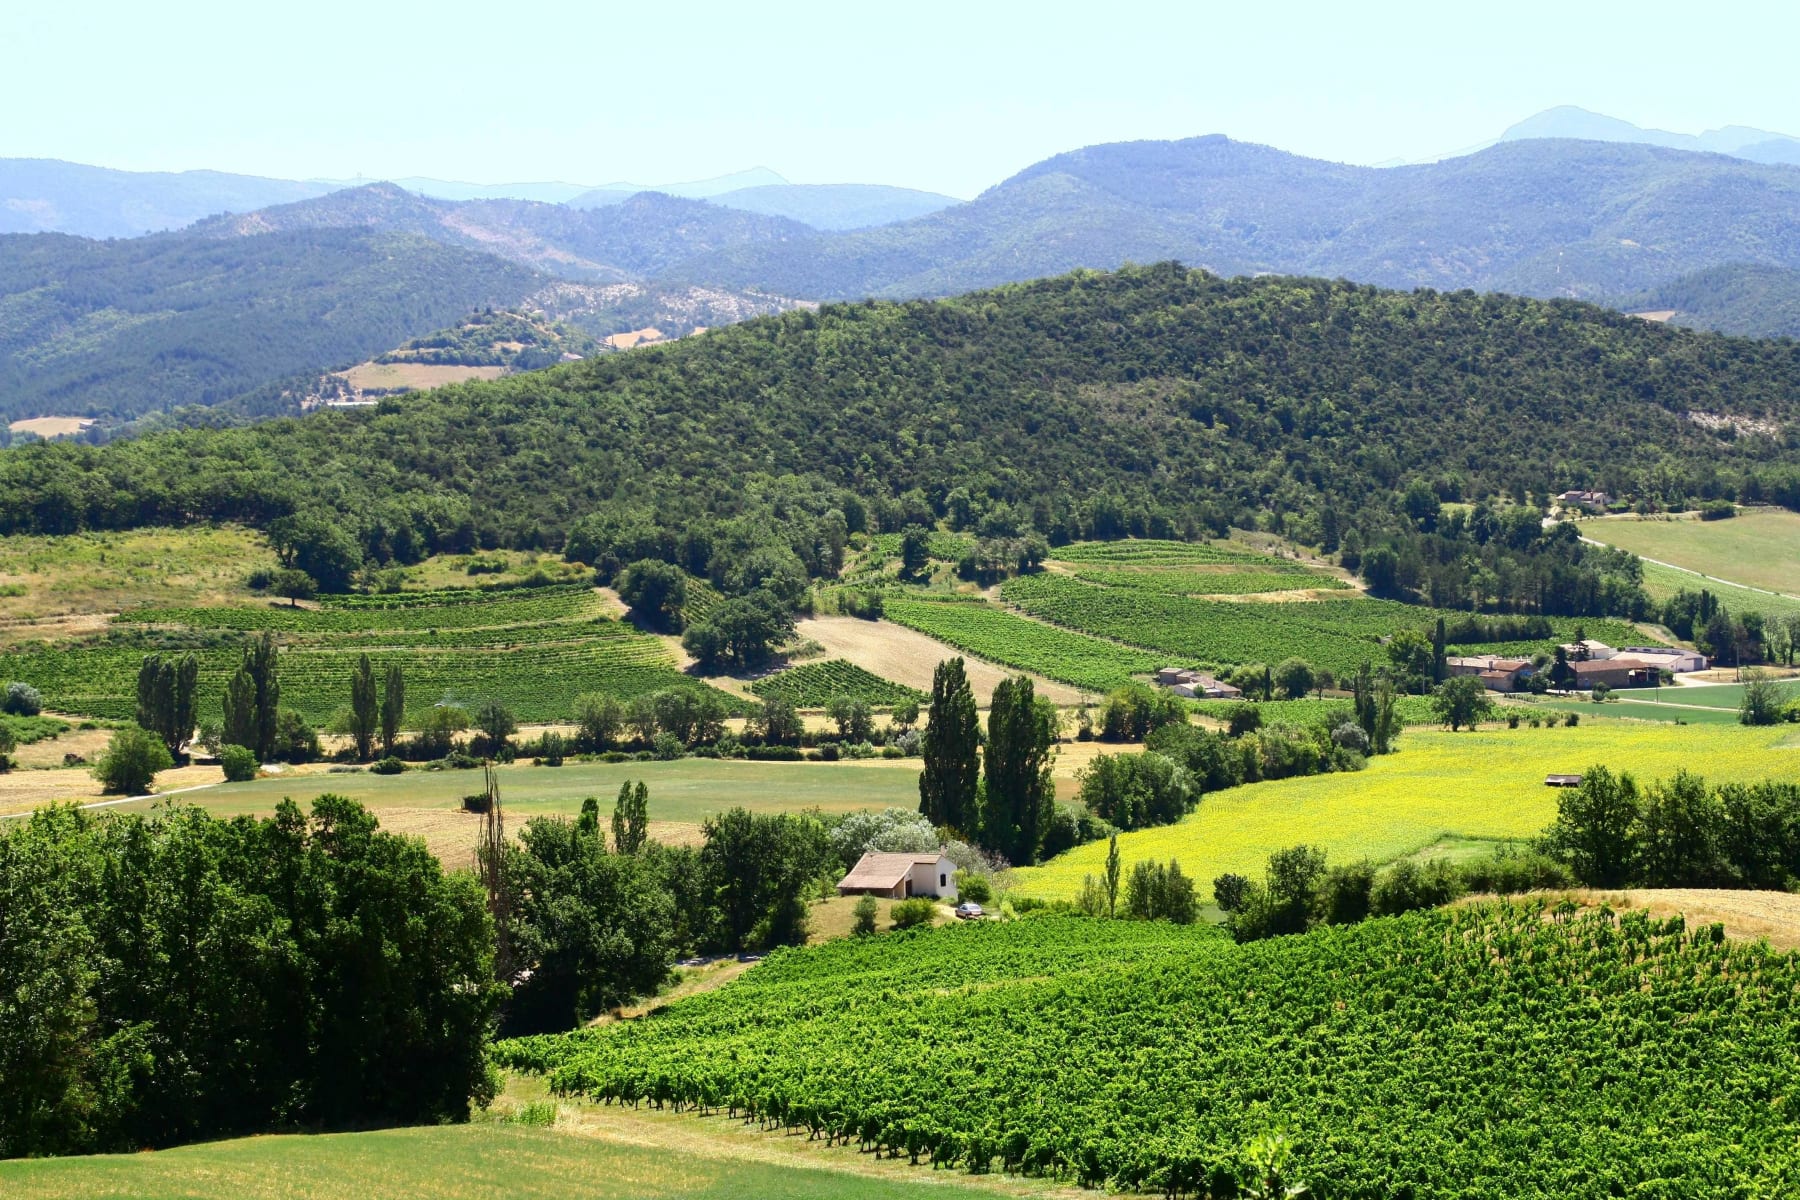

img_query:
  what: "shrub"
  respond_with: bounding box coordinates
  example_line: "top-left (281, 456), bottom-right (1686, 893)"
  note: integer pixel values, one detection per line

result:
top-left (890, 897), bottom-right (938, 930)
top-left (93, 725), bottom-right (174, 795)
top-left (3, 682), bottom-right (43, 717)
top-left (651, 732), bottom-right (685, 761)
top-left (461, 793), bottom-right (492, 813)
top-left (1370, 859), bottom-right (1464, 917)
top-left (218, 744), bottom-right (258, 782)
top-left (852, 895), bottom-right (880, 936)
top-left (956, 872), bottom-right (994, 904)
top-left (369, 756), bottom-right (406, 775)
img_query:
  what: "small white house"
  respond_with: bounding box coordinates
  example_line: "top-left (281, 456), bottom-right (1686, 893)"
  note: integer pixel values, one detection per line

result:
top-left (836, 852), bottom-right (957, 901)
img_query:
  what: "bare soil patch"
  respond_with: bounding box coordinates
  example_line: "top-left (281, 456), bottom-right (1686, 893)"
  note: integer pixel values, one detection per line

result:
top-left (8, 416), bottom-right (94, 438)
top-left (338, 362), bottom-right (507, 391)
top-left (0, 763), bottom-right (221, 816)
top-left (794, 615), bottom-right (1083, 705)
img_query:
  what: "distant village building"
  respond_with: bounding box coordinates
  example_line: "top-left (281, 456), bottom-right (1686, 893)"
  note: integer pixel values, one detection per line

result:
top-left (836, 852), bottom-right (958, 901)
top-left (1155, 666), bottom-right (1242, 699)
top-left (1557, 489), bottom-right (1612, 511)
top-left (1554, 641), bottom-right (1706, 689)
top-left (1445, 654), bottom-right (1533, 693)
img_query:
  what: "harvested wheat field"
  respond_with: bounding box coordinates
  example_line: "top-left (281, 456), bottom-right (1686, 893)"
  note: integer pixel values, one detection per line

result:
top-left (795, 615), bottom-right (1083, 705)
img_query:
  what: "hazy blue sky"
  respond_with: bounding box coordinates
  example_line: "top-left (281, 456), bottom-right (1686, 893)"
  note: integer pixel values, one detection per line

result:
top-left (6, 0), bottom-right (1797, 196)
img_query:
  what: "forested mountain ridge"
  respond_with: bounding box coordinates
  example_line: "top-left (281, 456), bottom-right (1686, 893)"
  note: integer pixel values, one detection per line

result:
top-left (667, 137), bottom-right (1800, 323)
top-left (0, 228), bottom-right (545, 422)
top-left (3, 266), bottom-right (1796, 573)
top-left (193, 184), bottom-right (816, 282)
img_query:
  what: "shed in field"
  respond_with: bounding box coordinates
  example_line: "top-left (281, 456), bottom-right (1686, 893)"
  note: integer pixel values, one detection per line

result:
top-left (836, 851), bottom-right (957, 901)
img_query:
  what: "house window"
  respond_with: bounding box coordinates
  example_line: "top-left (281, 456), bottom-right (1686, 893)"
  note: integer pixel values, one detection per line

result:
top-left (940, 873), bottom-right (947, 888)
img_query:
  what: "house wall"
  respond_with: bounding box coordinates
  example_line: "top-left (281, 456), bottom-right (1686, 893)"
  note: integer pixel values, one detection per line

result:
top-left (908, 858), bottom-right (957, 900)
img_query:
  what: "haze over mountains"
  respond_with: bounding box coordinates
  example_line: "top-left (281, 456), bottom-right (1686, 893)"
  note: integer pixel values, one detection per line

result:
top-left (9, 108), bottom-right (1800, 430)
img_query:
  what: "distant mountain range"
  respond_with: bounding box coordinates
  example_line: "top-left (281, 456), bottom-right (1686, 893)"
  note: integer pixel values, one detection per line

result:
top-left (670, 136), bottom-right (1800, 318)
top-left (0, 159), bottom-right (961, 239)
top-left (11, 120), bottom-right (1800, 430)
top-left (1497, 106), bottom-right (1800, 166)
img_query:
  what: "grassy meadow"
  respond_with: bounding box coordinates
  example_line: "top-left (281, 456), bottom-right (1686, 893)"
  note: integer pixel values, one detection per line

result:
top-left (1582, 509), bottom-right (1800, 596)
top-left (1013, 721), bottom-right (1800, 901)
top-left (0, 525), bottom-right (277, 632)
top-left (0, 1120), bottom-right (1019, 1200)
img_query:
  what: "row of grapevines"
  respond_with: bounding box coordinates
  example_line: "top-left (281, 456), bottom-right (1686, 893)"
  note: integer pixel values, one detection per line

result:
top-left (1052, 539), bottom-right (1276, 565)
top-left (119, 585), bottom-right (600, 634)
top-left (1070, 567), bottom-right (1349, 595)
top-left (883, 597), bottom-right (1158, 693)
top-left (498, 906), bottom-right (1800, 1197)
top-left (749, 659), bottom-right (923, 708)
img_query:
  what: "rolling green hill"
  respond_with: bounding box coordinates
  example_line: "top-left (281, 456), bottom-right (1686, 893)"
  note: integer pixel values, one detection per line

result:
top-left (2, 266), bottom-right (1796, 567)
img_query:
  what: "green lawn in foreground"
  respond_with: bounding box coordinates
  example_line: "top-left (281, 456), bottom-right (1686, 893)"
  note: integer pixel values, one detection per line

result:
top-left (1013, 722), bottom-right (1800, 901)
top-left (0, 1123), bottom-right (1001, 1200)
top-left (107, 758), bottom-right (922, 824)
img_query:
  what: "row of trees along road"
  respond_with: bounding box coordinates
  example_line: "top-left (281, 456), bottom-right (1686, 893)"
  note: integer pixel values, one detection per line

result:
top-left (917, 658), bottom-right (1058, 866)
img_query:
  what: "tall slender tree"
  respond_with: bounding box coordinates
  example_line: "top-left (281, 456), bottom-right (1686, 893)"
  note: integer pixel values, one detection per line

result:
top-left (135, 652), bottom-right (198, 761)
top-left (348, 654), bottom-right (378, 761)
top-left (612, 780), bottom-right (649, 855)
top-left (222, 665), bottom-right (257, 755)
top-left (379, 663), bottom-right (405, 756)
top-left (918, 657), bottom-right (980, 833)
top-left (981, 675), bottom-right (1057, 866)
top-left (246, 632), bottom-right (280, 761)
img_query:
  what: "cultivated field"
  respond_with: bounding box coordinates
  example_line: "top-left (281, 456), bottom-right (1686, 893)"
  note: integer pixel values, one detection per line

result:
top-left (794, 613), bottom-right (1085, 703)
top-left (0, 585), bottom-right (720, 724)
top-left (1582, 509), bottom-right (1800, 596)
top-left (1637, 557), bottom-right (1800, 621)
top-left (1014, 722), bottom-right (1800, 900)
top-left (6, 416), bottom-right (93, 439)
top-left (338, 362), bottom-right (508, 391)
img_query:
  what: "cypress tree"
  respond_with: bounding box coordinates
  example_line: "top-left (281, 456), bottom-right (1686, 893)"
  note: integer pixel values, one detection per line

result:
top-left (919, 657), bottom-right (980, 833)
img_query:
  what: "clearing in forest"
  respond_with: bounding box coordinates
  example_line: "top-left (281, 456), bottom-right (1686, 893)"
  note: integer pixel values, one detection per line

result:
top-left (1583, 509), bottom-right (1800, 597)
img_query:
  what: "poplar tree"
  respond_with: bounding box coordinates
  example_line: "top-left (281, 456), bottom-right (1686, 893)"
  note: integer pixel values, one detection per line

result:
top-left (135, 652), bottom-right (199, 761)
top-left (222, 633), bottom-right (280, 760)
top-left (918, 657), bottom-right (980, 833)
top-left (379, 663), bottom-right (405, 756)
top-left (612, 780), bottom-right (649, 855)
top-left (981, 675), bottom-right (1057, 866)
top-left (348, 654), bottom-right (378, 761)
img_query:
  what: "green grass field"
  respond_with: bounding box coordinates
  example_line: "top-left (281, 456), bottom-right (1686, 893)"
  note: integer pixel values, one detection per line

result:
top-left (105, 757), bottom-right (923, 825)
top-left (1582, 510), bottom-right (1800, 596)
top-left (0, 1121), bottom-right (1012, 1200)
top-left (1013, 722), bottom-right (1800, 901)
top-left (1634, 558), bottom-right (1800, 621)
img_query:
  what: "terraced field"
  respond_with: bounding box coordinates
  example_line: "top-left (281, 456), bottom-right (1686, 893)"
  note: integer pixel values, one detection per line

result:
top-left (0, 585), bottom-right (726, 724)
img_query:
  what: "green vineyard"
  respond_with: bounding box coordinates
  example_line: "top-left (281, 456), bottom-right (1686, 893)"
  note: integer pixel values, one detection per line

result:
top-left (498, 907), bottom-right (1800, 1198)
top-left (883, 597), bottom-right (1158, 693)
top-left (1069, 566), bottom-right (1349, 595)
top-left (1000, 574), bottom-right (1651, 678)
top-left (748, 659), bottom-right (922, 708)
top-left (0, 586), bottom-right (723, 724)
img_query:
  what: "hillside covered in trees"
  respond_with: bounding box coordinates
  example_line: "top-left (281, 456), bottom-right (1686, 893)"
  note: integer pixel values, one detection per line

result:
top-left (2, 266), bottom-right (1797, 600)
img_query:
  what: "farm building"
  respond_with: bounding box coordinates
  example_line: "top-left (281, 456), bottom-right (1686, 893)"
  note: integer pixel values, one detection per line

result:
top-left (1617, 646), bottom-right (1707, 674)
top-left (1156, 666), bottom-right (1242, 699)
top-left (837, 852), bottom-right (958, 901)
top-left (1445, 655), bottom-right (1532, 692)
top-left (1571, 658), bottom-right (1662, 690)
top-left (1556, 489), bottom-right (1612, 511)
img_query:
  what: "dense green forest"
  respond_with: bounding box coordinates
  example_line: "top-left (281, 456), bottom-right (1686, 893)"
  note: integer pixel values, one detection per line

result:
top-left (2, 266), bottom-right (1797, 607)
top-left (0, 228), bottom-right (543, 420)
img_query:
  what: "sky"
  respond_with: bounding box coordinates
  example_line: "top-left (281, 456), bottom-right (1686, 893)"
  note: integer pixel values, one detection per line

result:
top-left (5, 0), bottom-right (1799, 198)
